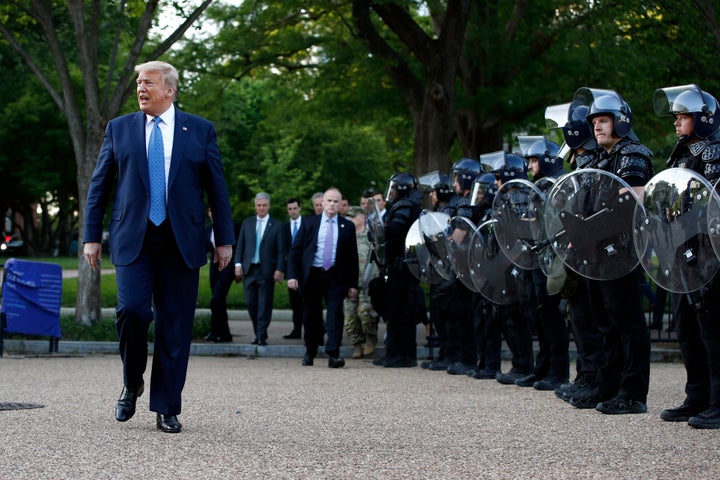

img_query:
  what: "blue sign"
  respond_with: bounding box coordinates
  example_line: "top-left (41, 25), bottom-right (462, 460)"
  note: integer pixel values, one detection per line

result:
top-left (1, 258), bottom-right (62, 338)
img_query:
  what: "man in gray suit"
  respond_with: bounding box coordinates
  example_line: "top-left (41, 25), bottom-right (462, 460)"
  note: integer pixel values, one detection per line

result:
top-left (234, 192), bottom-right (285, 345)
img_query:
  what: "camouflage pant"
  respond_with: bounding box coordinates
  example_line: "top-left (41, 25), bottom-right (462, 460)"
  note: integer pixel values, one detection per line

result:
top-left (343, 289), bottom-right (379, 345)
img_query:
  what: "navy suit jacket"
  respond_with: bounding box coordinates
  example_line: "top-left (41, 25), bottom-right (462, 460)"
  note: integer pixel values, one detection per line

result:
top-left (287, 214), bottom-right (359, 291)
top-left (84, 108), bottom-right (234, 267)
top-left (234, 216), bottom-right (285, 278)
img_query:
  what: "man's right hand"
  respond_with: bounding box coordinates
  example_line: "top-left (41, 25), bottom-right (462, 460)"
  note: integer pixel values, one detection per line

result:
top-left (83, 242), bottom-right (102, 271)
top-left (234, 265), bottom-right (243, 283)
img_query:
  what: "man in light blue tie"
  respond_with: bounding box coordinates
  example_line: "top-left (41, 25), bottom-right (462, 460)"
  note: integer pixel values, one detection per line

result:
top-left (234, 192), bottom-right (285, 345)
top-left (83, 61), bottom-right (235, 433)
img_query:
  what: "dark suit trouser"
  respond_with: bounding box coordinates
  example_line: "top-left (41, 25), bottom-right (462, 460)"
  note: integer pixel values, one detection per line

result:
top-left (243, 265), bottom-right (275, 342)
top-left (302, 267), bottom-right (345, 358)
top-left (288, 287), bottom-right (303, 335)
top-left (209, 262), bottom-right (234, 338)
top-left (115, 221), bottom-right (199, 416)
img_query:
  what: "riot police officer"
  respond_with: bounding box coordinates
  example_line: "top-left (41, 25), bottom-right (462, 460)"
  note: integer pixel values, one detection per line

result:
top-left (420, 172), bottom-right (459, 370)
top-left (568, 89), bottom-right (652, 414)
top-left (466, 172), bottom-right (504, 379)
top-left (374, 172), bottom-right (425, 368)
top-left (547, 102), bottom-right (607, 403)
top-left (654, 84), bottom-right (720, 428)
top-left (440, 158), bottom-right (481, 375)
top-left (516, 138), bottom-right (570, 391)
top-left (492, 154), bottom-right (536, 385)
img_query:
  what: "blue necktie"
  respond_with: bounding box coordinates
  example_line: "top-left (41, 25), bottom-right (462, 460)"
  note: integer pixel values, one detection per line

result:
top-left (253, 219), bottom-right (263, 263)
top-left (148, 117), bottom-right (166, 226)
top-left (291, 221), bottom-right (298, 244)
top-left (323, 218), bottom-right (334, 270)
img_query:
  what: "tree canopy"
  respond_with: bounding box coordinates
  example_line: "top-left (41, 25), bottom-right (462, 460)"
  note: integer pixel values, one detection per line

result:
top-left (2, 0), bottom-right (720, 320)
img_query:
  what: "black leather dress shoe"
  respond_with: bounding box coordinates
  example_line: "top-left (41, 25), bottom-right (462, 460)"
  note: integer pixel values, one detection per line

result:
top-left (214, 335), bottom-right (232, 343)
top-left (156, 413), bottom-right (182, 433)
top-left (328, 357), bottom-right (345, 368)
top-left (204, 333), bottom-right (218, 342)
top-left (251, 339), bottom-right (259, 345)
top-left (302, 354), bottom-right (314, 366)
top-left (115, 381), bottom-right (144, 422)
top-left (283, 331), bottom-right (301, 339)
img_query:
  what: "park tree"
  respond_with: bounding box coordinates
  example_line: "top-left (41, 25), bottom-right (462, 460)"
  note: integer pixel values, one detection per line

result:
top-left (0, 0), bottom-right (213, 324)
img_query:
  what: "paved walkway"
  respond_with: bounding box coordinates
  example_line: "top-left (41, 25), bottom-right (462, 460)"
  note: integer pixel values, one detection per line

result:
top-left (0, 355), bottom-right (717, 479)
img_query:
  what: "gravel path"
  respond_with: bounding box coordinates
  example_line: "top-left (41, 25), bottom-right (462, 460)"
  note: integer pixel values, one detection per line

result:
top-left (0, 355), bottom-right (716, 479)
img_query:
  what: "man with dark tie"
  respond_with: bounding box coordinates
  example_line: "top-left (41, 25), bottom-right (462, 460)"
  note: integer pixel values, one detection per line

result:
top-left (83, 61), bottom-right (235, 433)
top-left (287, 188), bottom-right (359, 368)
top-left (282, 198), bottom-right (304, 340)
top-left (234, 192), bottom-right (285, 345)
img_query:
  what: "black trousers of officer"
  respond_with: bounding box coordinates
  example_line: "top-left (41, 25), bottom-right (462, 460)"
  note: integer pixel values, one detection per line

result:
top-left (531, 269), bottom-right (569, 380)
top-left (589, 268), bottom-right (650, 402)
top-left (441, 279), bottom-right (476, 366)
top-left (384, 264), bottom-right (420, 360)
top-left (567, 275), bottom-right (606, 383)
top-left (672, 274), bottom-right (720, 408)
top-left (472, 293), bottom-right (502, 372)
top-left (498, 302), bottom-right (534, 374)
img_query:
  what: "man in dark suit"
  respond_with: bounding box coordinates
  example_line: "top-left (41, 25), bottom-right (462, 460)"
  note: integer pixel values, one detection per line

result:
top-left (282, 198), bottom-right (304, 340)
top-left (234, 192), bottom-right (285, 345)
top-left (83, 61), bottom-right (234, 434)
top-left (204, 209), bottom-right (241, 343)
top-left (287, 188), bottom-right (359, 368)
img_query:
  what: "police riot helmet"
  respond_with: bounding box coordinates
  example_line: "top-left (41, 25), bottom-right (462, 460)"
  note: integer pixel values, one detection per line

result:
top-left (654, 84), bottom-right (720, 139)
top-left (586, 93), bottom-right (633, 138)
top-left (562, 104), bottom-right (597, 150)
top-left (493, 153), bottom-right (528, 184)
top-left (452, 157), bottom-right (481, 191)
top-left (433, 172), bottom-right (454, 202)
top-left (525, 139), bottom-right (564, 177)
top-left (470, 172), bottom-right (497, 207)
top-left (385, 172), bottom-right (418, 201)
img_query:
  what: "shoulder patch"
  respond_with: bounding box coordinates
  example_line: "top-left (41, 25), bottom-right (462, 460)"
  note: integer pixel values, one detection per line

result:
top-left (620, 142), bottom-right (653, 159)
top-left (701, 142), bottom-right (720, 163)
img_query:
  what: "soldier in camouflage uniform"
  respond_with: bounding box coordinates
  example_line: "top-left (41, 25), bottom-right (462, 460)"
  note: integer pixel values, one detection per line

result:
top-left (343, 206), bottom-right (379, 358)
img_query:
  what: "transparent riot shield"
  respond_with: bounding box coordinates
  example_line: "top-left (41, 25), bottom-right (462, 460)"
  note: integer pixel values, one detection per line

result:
top-left (447, 216), bottom-right (480, 292)
top-left (417, 210), bottom-right (454, 281)
top-left (544, 168), bottom-right (640, 281)
top-left (710, 179), bottom-right (720, 261)
top-left (634, 168), bottom-right (720, 293)
top-left (469, 219), bottom-right (530, 305)
top-left (491, 179), bottom-right (546, 270)
top-left (366, 198), bottom-right (386, 266)
top-left (405, 217), bottom-right (447, 284)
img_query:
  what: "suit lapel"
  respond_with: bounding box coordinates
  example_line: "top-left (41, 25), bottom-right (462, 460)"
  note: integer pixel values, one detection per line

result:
top-left (168, 108), bottom-right (188, 193)
top-left (134, 112), bottom-right (151, 194)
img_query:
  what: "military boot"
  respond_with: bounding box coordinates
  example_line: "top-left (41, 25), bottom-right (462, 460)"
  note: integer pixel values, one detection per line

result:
top-left (352, 343), bottom-right (364, 359)
top-left (363, 337), bottom-right (377, 357)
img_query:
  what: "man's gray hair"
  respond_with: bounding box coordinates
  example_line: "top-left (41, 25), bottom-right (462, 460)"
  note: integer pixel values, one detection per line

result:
top-left (255, 192), bottom-right (271, 203)
top-left (311, 192), bottom-right (324, 201)
top-left (134, 61), bottom-right (179, 100)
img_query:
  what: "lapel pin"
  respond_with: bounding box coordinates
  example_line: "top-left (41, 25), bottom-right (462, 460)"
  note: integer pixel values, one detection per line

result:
top-left (182, 126), bottom-right (188, 131)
